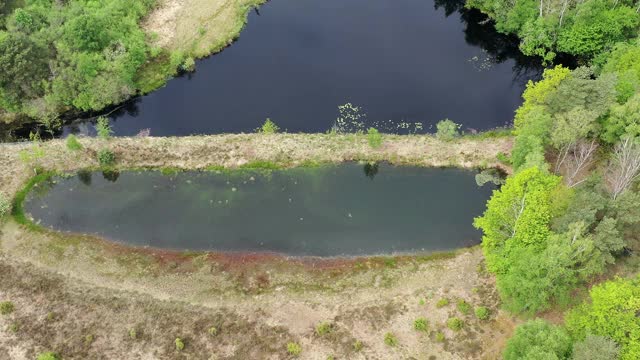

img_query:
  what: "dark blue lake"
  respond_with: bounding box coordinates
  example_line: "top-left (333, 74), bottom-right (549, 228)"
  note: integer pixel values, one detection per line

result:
top-left (62, 0), bottom-right (541, 137)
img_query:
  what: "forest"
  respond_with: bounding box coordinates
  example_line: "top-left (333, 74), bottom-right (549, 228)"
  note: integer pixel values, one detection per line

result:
top-left (469, 0), bottom-right (640, 358)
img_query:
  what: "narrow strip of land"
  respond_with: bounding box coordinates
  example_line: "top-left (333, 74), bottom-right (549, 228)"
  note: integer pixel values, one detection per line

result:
top-left (0, 133), bottom-right (512, 198)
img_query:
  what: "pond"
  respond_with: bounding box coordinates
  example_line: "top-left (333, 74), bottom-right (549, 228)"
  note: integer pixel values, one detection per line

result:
top-left (61, 0), bottom-right (541, 137)
top-left (24, 164), bottom-right (495, 256)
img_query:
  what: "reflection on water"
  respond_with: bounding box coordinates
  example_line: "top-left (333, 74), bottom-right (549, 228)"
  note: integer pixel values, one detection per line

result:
top-left (54, 0), bottom-right (543, 138)
top-left (25, 164), bottom-right (495, 256)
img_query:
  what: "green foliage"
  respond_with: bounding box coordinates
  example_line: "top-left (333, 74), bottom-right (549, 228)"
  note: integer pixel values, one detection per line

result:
top-left (475, 306), bottom-right (490, 320)
top-left (435, 298), bottom-right (449, 308)
top-left (287, 342), bottom-right (302, 356)
top-left (566, 276), bottom-right (640, 360)
top-left (0, 0), bottom-right (154, 119)
top-left (97, 149), bottom-right (116, 167)
top-left (467, 0), bottom-right (640, 61)
top-left (128, 328), bottom-right (137, 340)
top-left (367, 127), bottom-right (383, 148)
top-left (571, 335), bottom-right (621, 360)
top-left (208, 326), bottom-right (218, 336)
top-left (258, 118), bottom-right (279, 134)
top-left (456, 299), bottom-right (472, 315)
top-left (446, 317), bottom-right (463, 331)
top-left (352, 340), bottom-right (363, 352)
top-left (504, 319), bottom-right (572, 360)
top-left (413, 317), bottom-right (429, 332)
top-left (96, 117), bottom-right (113, 140)
top-left (175, 337), bottom-right (185, 351)
top-left (66, 134), bottom-right (82, 151)
top-left (36, 352), bottom-right (60, 360)
top-left (474, 167), bottom-right (563, 274)
top-left (0, 192), bottom-right (10, 218)
top-left (556, 0), bottom-right (639, 57)
top-left (383, 332), bottom-right (398, 347)
top-left (435, 331), bottom-right (445, 342)
top-left (601, 93), bottom-right (640, 144)
top-left (0, 301), bottom-right (14, 315)
top-left (435, 119), bottom-right (461, 140)
top-left (180, 57), bottom-right (195, 72)
top-left (315, 322), bottom-right (333, 336)
top-left (475, 168), bottom-right (506, 187)
top-left (515, 66), bottom-right (572, 129)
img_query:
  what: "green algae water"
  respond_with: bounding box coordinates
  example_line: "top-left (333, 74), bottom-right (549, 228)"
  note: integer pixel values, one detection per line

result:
top-left (24, 164), bottom-right (495, 256)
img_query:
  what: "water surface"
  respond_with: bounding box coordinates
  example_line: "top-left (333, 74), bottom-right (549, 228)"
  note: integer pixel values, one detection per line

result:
top-left (24, 165), bottom-right (494, 256)
top-left (62, 0), bottom-right (541, 137)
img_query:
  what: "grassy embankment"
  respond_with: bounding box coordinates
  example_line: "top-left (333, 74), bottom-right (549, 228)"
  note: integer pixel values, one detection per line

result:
top-left (0, 133), bottom-right (515, 359)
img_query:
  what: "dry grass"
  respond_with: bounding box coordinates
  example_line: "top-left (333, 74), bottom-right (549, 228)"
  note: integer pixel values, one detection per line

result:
top-left (0, 134), bottom-right (515, 358)
top-left (143, 0), bottom-right (266, 57)
top-left (0, 133), bottom-right (512, 199)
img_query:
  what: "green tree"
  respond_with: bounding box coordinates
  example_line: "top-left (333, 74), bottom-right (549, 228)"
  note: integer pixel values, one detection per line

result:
top-left (566, 276), bottom-right (640, 360)
top-left (474, 167), bottom-right (564, 274)
top-left (504, 319), bottom-right (572, 360)
top-left (601, 93), bottom-right (640, 144)
top-left (435, 119), bottom-right (460, 140)
top-left (0, 33), bottom-right (49, 109)
top-left (571, 335), bottom-right (620, 360)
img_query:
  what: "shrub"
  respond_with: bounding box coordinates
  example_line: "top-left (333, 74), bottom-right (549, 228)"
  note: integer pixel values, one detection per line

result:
top-left (208, 326), bottom-right (218, 336)
top-left (436, 298), bottom-right (449, 308)
top-left (180, 57), bottom-right (195, 72)
top-left (128, 328), bottom-right (137, 340)
top-left (66, 134), bottom-right (82, 151)
top-left (475, 306), bottom-right (490, 320)
top-left (413, 317), bottom-right (429, 332)
top-left (447, 317), bottom-right (463, 331)
top-left (258, 118), bottom-right (279, 134)
top-left (0, 301), bottom-right (14, 315)
top-left (353, 340), bottom-right (363, 352)
top-left (456, 299), bottom-right (472, 315)
top-left (315, 322), bottom-right (333, 336)
top-left (384, 332), bottom-right (398, 347)
top-left (287, 342), bottom-right (302, 356)
top-left (503, 319), bottom-right (571, 360)
top-left (175, 338), bottom-right (185, 351)
top-left (36, 352), bottom-right (59, 360)
top-left (367, 127), bottom-right (383, 148)
top-left (95, 116), bottom-right (112, 140)
top-left (435, 331), bottom-right (445, 342)
top-left (571, 335), bottom-right (620, 360)
top-left (436, 119), bottom-right (461, 140)
top-left (97, 148), bottom-right (115, 167)
top-left (0, 192), bottom-right (10, 218)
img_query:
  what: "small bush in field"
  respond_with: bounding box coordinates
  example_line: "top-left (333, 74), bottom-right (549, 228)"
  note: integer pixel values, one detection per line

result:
top-left (436, 119), bottom-right (461, 140)
top-left (447, 317), bottom-right (464, 331)
top-left (414, 317), bottom-right (429, 332)
top-left (315, 322), bottom-right (333, 336)
top-left (475, 306), bottom-right (490, 320)
top-left (353, 340), bottom-right (364, 352)
top-left (367, 127), bottom-right (383, 148)
top-left (97, 148), bottom-right (115, 167)
top-left (384, 332), bottom-right (398, 347)
top-left (175, 337), bottom-right (185, 351)
top-left (36, 352), bottom-right (59, 360)
top-left (436, 298), bottom-right (449, 308)
top-left (0, 301), bottom-right (14, 315)
top-left (456, 299), bottom-right (472, 315)
top-left (0, 193), bottom-right (10, 218)
top-left (258, 118), bottom-right (279, 134)
top-left (66, 134), bottom-right (82, 151)
top-left (287, 342), bottom-right (302, 356)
